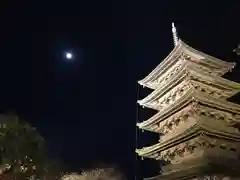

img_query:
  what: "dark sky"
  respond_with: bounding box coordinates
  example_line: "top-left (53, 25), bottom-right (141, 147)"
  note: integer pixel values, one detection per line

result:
top-left (0, 0), bottom-right (239, 179)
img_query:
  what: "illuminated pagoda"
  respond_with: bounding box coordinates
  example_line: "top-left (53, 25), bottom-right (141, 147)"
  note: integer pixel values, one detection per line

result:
top-left (136, 23), bottom-right (240, 180)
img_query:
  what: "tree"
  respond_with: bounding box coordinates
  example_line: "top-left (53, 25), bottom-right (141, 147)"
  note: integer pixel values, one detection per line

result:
top-left (60, 164), bottom-right (126, 180)
top-left (80, 168), bottom-right (124, 180)
top-left (0, 114), bottom-right (47, 179)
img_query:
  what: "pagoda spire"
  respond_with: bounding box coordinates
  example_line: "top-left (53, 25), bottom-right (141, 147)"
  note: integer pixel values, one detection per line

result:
top-left (171, 22), bottom-right (178, 46)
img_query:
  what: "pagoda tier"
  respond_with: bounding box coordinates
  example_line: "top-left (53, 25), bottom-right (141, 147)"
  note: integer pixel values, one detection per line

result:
top-left (136, 120), bottom-right (240, 159)
top-left (137, 90), bottom-right (240, 133)
top-left (138, 40), bottom-right (236, 90)
top-left (137, 61), bottom-right (240, 110)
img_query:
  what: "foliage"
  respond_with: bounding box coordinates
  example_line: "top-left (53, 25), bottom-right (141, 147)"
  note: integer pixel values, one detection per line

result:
top-left (80, 168), bottom-right (125, 180)
top-left (0, 114), bottom-right (47, 179)
top-left (61, 165), bottom-right (126, 180)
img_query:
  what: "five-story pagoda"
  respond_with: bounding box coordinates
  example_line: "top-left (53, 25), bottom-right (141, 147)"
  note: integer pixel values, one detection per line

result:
top-left (136, 23), bottom-right (240, 180)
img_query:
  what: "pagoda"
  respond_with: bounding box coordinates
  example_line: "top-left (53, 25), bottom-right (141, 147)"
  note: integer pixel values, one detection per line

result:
top-left (136, 23), bottom-right (240, 180)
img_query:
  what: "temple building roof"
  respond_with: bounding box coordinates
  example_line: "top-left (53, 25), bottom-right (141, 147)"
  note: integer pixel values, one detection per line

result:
top-left (138, 40), bottom-right (236, 89)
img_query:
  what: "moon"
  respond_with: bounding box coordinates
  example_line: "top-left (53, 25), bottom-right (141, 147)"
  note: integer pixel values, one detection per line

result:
top-left (65, 52), bottom-right (73, 60)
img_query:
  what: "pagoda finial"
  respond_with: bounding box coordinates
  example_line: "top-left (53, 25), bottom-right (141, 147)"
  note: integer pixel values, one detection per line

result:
top-left (172, 22), bottom-right (179, 46)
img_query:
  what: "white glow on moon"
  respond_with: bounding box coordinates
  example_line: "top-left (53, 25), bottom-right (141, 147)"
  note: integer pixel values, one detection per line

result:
top-left (66, 52), bottom-right (73, 59)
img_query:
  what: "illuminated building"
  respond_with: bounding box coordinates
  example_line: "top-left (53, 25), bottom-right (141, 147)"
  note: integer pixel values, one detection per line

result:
top-left (136, 23), bottom-right (240, 180)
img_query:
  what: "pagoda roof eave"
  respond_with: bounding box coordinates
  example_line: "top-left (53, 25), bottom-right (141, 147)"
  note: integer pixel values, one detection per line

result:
top-left (137, 89), bottom-right (195, 129)
top-left (138, 42), bottom-right (182, 88)
top-left (188, 65), bottom-right (240, 91)
top-left (138, 66), bottom-right (240, 109)
top-left (137, 66), bottom-right (187, 107)
top-left (181, 40), bottom-right (236, 69)
top-left (136, 124), bottom-right (199, 157)
top-left (196, 91), bottom-right (240, 114)
top-left (136, 122), bottom-right (240, 158)
top-left (139, 110), bottom-right (240, 134)
top-left (138, 40), bottom-right (236, 88)
top-left (137, 90), bottom-right (240, 131)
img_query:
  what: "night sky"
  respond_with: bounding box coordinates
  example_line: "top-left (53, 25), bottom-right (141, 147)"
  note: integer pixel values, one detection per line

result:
top-left (0, 1), bottom-right (239, 179)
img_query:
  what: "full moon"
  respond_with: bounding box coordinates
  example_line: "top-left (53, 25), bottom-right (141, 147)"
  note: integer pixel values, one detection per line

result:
top-left (66, 52), bottom-right (73, 59)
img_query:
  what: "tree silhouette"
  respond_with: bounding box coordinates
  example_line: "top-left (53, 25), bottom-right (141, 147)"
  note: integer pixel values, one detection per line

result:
top-left (0, 114), bottom-right (47, 179)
